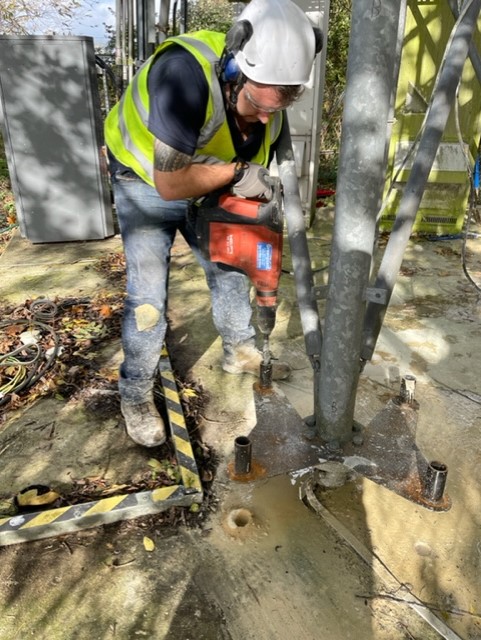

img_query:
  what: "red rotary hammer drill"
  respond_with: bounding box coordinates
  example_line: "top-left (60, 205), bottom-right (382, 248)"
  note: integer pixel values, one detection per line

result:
top-left (192, 178), bottom-right (284, 381)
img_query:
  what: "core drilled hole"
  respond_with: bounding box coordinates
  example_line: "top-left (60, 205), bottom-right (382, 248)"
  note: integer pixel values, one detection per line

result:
top-left (227, 508), bottom-right (253, 529)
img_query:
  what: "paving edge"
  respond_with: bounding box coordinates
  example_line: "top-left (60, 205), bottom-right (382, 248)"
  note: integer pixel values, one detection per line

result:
top-left (0, 349), bottom-right (203, 546)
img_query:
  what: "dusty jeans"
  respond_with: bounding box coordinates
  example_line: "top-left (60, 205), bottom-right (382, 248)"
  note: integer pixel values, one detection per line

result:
top-left (111, 170), bottom-right (256, 403)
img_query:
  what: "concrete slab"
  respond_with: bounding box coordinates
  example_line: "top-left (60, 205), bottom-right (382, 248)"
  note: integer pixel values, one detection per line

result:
top-left (0, 215), bottom-right (480, 638)
top-left (0, 229), bottom-right (123, 304)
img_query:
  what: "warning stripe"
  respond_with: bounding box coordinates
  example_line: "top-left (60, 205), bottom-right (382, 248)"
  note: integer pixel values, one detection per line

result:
top-left (158, 358), bottom-right (202, 493)
top-left (173, 433), bottom-right (194, 458)
top-left (151, 485), bottom-right (184, 502)
top-left (0, 485), bottom-right (199, 543)
top-left (164, 386), bottom-right (180, 403)
top-left (179, 467), bottom-right (202, 491)
top-left (13, 506), bottom-right (72, 529)
top-left (84, 494), bottom-right (128, 516)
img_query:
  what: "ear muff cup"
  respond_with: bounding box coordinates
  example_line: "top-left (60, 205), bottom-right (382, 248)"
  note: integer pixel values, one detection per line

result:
top-left (221, 20), bottom-right (252, 83)
top-left (223, 55), bottom-right (240, 82)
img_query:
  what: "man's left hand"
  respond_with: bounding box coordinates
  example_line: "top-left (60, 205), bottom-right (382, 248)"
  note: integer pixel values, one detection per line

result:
top-left (232, 163), bottom-right (273, 200)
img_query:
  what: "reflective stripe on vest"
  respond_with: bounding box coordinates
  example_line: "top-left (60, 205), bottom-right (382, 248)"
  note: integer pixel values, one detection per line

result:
top-left (174, 35), bottom-right (226, 148)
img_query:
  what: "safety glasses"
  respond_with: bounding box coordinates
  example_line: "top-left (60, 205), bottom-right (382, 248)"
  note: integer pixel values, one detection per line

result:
top-left (243, 86), bottom-right (286, 114)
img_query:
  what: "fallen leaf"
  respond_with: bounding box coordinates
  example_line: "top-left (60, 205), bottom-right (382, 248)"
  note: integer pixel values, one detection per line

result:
top-left (143, 536), bottom-right (155, 552)
top-left (181, 388), bottom-right (198, 398)
top-left (147, 459), bottom-right (163, 472)
top-left (99, 304), bottom-right (113, 318)
top-left (19, 330), bottom-right (40, 345)
top-left (100, 484), bottom-right (129, 495)
top-left (16, 486), bottom-right (60, 507)
top-left (4, 324), bottom-right (23, 336)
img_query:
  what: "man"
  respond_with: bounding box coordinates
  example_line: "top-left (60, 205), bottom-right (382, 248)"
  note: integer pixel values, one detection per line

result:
top-left (104, 0), bottom-right (322, 447)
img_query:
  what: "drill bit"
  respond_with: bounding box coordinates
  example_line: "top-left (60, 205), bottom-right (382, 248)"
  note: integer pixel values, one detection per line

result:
top-left (262, 334), bottom-right (270, 366)
top-left (259, 334), bottom-right (273, 389)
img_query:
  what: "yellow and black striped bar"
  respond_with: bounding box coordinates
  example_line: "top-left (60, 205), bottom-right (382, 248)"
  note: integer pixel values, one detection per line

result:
top-left (157, 351), bottom-right (203, 494)
top-left (0, 484), bottom-right (201, 547)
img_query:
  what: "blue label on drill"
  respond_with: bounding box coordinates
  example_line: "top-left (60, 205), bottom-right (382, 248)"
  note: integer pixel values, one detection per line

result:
top-left (256, 242), bottom-right (272, 271)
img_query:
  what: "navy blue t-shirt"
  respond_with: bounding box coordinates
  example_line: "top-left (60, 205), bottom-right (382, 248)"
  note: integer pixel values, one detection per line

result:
top-left (147, 45), bottom-right (266, 161)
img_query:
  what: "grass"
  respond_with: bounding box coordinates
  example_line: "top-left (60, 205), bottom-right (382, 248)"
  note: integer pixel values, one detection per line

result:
top-left (318, 154), bottom-right (338, 187)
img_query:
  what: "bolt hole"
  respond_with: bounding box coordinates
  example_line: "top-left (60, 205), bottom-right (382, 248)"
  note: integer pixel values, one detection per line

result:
top-left (227, 508), bottom-right (252, 529)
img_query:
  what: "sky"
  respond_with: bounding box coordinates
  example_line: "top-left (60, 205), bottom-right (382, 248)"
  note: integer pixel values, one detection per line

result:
top-left (70, 0), bottom-right (115, 46)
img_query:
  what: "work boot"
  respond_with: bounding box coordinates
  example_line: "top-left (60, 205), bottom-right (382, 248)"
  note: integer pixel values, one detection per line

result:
top-left (222, 343), bottom-right (291, 380)
top-left (120, 394), bottom-right (167, 447)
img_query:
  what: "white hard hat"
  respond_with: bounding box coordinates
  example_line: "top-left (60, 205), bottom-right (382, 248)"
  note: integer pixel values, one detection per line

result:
top-left (230, 0), bottom-right (319, 85)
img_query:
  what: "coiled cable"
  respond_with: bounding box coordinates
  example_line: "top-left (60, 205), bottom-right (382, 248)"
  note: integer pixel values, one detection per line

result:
top-left (0, 300), bottom-right (60, 406)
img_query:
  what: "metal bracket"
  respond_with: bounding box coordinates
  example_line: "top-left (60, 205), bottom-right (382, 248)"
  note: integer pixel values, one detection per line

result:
top-left (313, 285), bottom-right (389, 305)
top-left (364, 287), bottom-right (389, 305)
top-left (312, 376), bottom-right (450, 512)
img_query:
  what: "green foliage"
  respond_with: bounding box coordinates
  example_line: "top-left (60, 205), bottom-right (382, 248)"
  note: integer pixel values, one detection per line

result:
top-left (0, 144), bottom-right (8, 182)
top-left (186, 0), bottom-right (235, 34)
top-left (319, 0), bottom-right (351, 186)
top-left (324, 0), bottom-right (351, 98)
top-left (0, 0), bottom-right (85, 35)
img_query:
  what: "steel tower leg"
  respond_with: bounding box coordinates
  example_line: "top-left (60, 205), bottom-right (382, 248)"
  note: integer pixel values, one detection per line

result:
top-left (316, 0), bottom-right (404, 446)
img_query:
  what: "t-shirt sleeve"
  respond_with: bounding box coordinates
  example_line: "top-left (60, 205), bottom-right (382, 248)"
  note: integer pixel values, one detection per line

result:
top-left (147, 46), bottom-right (209, 157)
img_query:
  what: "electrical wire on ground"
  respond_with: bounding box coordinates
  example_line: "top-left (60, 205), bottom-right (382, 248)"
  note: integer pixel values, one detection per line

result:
top-left (0, 300), bottom-right (60, 407)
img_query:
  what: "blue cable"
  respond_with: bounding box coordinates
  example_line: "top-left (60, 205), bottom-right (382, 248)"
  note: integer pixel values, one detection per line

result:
top-left (474, 156), bottom-right (480, 190)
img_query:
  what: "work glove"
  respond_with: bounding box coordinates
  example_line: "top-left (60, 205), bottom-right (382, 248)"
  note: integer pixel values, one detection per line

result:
top-left (232, 162), bottom-right (273, 200)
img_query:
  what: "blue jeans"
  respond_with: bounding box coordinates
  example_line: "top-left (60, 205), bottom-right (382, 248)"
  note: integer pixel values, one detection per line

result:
top-left (111, 171), bottom-right (256, 403)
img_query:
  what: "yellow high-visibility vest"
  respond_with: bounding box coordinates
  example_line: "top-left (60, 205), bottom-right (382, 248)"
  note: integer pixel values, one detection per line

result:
top-left (104, 30), bottom-right (283, 187)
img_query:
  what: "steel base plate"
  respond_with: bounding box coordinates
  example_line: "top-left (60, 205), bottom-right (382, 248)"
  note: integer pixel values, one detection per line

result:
top-left (246, 382), bottom-right (325, 477)
top-left (341, 398), bottom-right (451, 511)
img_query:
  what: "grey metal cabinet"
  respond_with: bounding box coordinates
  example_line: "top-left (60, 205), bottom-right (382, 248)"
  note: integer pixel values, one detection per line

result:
top-left (0, 35), bottom-right (114, 243)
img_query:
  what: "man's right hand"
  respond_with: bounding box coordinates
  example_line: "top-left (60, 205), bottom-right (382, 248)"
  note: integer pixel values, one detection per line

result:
top-left (232, 163), bottom-right (273, 200)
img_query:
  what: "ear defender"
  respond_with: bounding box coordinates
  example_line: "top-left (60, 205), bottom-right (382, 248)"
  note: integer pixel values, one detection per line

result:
top-left (313, 27), bottom-right (323, 54)
top-left (222, 54), bottom-right (240, 82)
top-left (225, 20), bottom-right (253, 54)
top-left (220, 19), bottom-right (253, 83)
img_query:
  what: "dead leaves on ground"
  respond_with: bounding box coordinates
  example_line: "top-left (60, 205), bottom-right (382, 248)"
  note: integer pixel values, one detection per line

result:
top-left (94, 251), bottom-right (126, 285)
top-left (0, 427), bottom-right (217, 518)
top-left (0, 292), bottom-right (124, 418)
